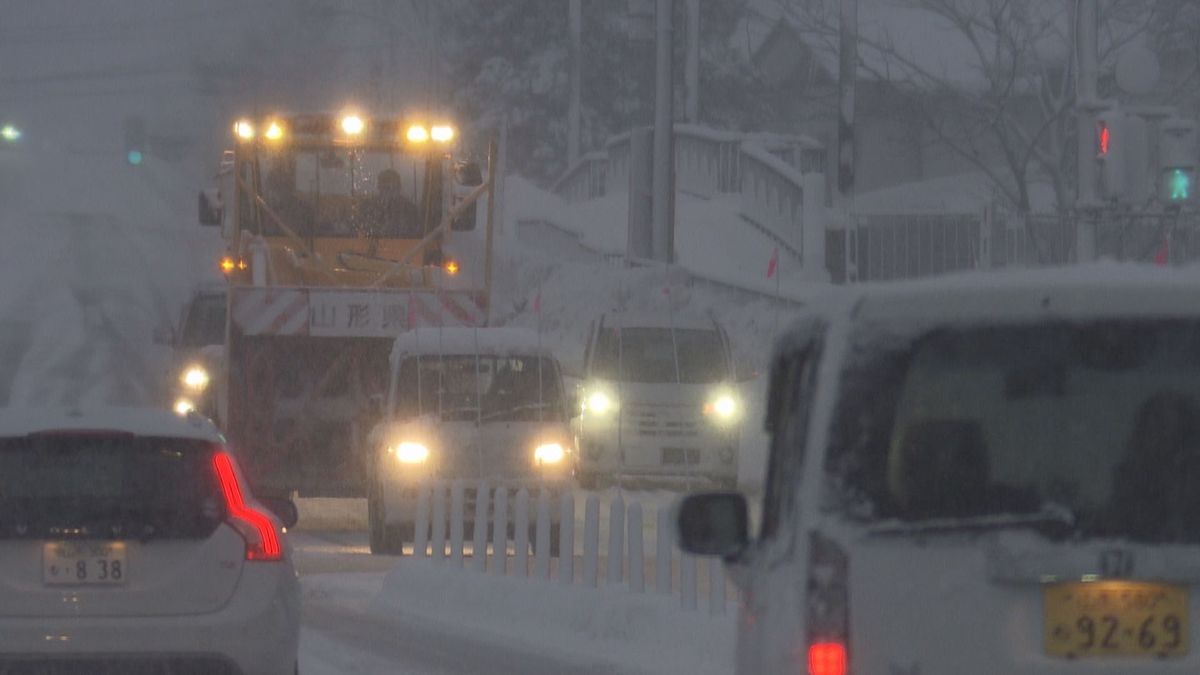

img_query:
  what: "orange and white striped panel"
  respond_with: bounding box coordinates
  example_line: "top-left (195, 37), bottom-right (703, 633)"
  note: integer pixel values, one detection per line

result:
top-left (230, 288), bottom-right (310, 336)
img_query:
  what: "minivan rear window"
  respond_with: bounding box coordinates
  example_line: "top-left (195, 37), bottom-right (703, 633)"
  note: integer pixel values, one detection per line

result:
top-left (825, 319), bottom-right (1200, 543)
top-left (0, 435), bottom-right (223, 540)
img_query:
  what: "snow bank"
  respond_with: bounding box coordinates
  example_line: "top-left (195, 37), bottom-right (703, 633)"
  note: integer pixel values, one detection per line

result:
top-left (372, 560), bottom-right (735, 675)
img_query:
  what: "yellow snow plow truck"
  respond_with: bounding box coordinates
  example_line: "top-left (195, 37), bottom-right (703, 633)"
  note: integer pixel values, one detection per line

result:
top-left (196, 112), bottom-right (495, 496)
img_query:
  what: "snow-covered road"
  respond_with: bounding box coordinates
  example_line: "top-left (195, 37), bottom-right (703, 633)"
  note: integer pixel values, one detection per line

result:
top-left (293, 531), bottom-right (632, 675)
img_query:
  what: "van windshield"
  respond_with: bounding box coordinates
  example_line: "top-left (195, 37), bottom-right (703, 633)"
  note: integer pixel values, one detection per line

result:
top-left (826, 319), bottom-right (1200, 543)
top-left (393, 355), bottom-right (563, 422)
top-left (591, 327), bottom-right (728, 384)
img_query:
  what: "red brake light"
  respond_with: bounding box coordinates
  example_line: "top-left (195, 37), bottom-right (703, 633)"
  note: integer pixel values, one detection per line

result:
top-left (807, 642), bottom-right (847, 675)
top-left (212, 451), bottom-right (282, 562)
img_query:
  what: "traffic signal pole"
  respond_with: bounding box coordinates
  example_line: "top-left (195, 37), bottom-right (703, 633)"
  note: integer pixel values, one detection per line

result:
top-left (1074, 0), bottom-right (1099, 260)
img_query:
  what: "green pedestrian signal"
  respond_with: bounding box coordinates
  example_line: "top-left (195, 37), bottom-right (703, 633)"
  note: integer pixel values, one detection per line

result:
top-left (1170, 169), bottom-right (1190, 201)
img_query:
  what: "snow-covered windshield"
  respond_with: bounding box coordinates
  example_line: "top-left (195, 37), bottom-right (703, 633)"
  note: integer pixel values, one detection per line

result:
top-left (259, 148), bottom-right (429, 239)
top-left (826, 319), bottom-right (1200, 542)
top-left (0, 436), bottom-right (222, 540)
top-left (590, 327), bottom-right (728, 384)
top-left (393, 355), bottom-right (564, 422)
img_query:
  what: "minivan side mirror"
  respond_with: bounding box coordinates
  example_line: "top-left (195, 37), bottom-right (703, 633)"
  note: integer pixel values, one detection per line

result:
top-left (198, 189), bottom-right (223, 227)
top-left (676, 492), bottom-right (749, 560)
top-left (258, 496), bottom-right (300, 530)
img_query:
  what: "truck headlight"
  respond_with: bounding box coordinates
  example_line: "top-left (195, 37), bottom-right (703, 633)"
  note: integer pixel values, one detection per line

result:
top-left (173, 398), bottom-right (196, 416)
top-left (534, 443), bottom-right (565, 465)
top-left (181, 365), bottom-right (210, 391)
top-left (390, 441), bottom-right (430, 464)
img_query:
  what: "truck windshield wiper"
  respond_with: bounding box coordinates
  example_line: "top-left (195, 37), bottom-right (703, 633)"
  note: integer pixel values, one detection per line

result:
top-left (867, 502), bottom-right (1077, 538)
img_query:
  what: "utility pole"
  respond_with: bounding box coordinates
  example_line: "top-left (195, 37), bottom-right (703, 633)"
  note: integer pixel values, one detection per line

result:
top-left (837, 0), bottom-right (858, 281)
top-left (652, 0), bottom-right (676, 263)
top-left (1075, 0), bottom-right (1100, 261)
top-left (568, 0), bottom-right (582, 165)
top-left (685, 0), bottom-right (700, 123)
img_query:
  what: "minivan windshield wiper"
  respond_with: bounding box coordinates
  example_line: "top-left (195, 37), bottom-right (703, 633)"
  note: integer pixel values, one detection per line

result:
top-left (867, 502), bottom-right (1077, 538)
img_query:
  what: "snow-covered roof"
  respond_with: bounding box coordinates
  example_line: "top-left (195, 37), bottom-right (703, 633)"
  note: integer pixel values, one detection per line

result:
top-left (391, 327), bottom-right (557, 360)
top-left (0, 406), bottom-right (223, 442)
top-left (781, 264), bottom-right (1200, 339)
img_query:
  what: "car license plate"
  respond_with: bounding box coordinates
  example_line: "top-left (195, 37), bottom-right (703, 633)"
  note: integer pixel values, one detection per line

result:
top-left (43, 541), bottom-right (128, 586)
top-left (1044, 581), bottom-right (1188, 658)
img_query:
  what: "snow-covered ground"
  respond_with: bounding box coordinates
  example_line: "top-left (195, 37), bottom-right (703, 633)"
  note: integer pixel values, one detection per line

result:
top-left (298, 556), bottom-right (735, 675)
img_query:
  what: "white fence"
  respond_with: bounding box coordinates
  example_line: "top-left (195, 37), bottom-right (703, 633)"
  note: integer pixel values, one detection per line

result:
top-left (405, 480), bottom-right (733, 616)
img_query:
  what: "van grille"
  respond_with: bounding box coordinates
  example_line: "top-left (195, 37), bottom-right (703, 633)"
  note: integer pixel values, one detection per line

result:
top-left (0, 656), bottom-right (240, 675)
top-left (622, 404), bottom-right (701, 439)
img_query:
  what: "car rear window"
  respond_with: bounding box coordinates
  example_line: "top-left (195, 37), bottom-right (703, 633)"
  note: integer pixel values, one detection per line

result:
top-left (825, 319), bottom-right (1200, 543)
top-left (0, 435), bottom-right (223, 540)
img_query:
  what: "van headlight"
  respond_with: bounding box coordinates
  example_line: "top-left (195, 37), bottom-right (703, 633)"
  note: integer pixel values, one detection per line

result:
top-left (534, 443), bottom-right (566, 465)
top-left (584, 390), bottom-right (616, 415)
top-left (389, 441), bottom-right (430, 464)
top-left (703, 392), bottom-right (740, 424)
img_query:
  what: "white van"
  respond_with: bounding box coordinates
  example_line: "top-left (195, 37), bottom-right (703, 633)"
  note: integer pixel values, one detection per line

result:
top-left (575, 311), bottom-right (741, 488)
top-left (367, 327), bottom-right (573, 555)
top-left (679, 267), bottom-right (1200, 674)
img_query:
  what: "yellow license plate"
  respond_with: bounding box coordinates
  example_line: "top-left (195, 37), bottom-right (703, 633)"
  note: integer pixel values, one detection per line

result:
top-left (1044, 582), bottom-right (1188, 658)
top-left (43, 541), bottom-right (128, 586)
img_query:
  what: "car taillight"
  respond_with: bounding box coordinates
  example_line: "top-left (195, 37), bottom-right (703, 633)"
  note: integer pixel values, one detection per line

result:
top-left (807, 642), bottom-right (847, 675)
top-left (805, 531), bottom-right (849, 675)
top-left (213, 451), bottom-right (283, 562)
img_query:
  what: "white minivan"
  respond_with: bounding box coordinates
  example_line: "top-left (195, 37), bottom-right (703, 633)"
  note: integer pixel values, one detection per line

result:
top-left (679, 267), bottom-right (1200, 674)
top-left (575, 311), bottom-right (742, 488)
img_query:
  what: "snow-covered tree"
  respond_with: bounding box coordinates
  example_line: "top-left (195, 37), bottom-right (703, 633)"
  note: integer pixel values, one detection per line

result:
top-left (442, 0), bottom-right (777, 183)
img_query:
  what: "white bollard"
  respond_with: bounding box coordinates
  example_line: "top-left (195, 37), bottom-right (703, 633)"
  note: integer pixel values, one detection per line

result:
top-left (534, 489), bottom-right (551, 579)
top-left (709, 557), bottom-right (727, 616)
top-left (607, 493), bottom-right (625, 585)
top-left (413, 486), bottom-right (430, 558)
top-left (656, 506), bottom-right (672, 594)
top-left (513, 488), bottom-right (530, 576)
top-left (681, 554), bottom-right (698, 611)
top-left (472, 481), bottom-right (489, 573)
top-left (627, 502), bottom-right (644, 593)
top-left (449, 480), bottom-right (465, 567)
top-left (559, 492), bottom-right (575, 585)
top-left (492, 487), bottom-right (509, 576)
top-left (430, 483), bottom-right (446, 562)
top-left (582, 495), bottom-right (600, 588)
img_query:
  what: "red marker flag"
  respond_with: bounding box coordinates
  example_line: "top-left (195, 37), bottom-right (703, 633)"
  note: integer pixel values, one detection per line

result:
top-left (766, 247), bottom-right (779, 279)
top-left (1154, 236), bottom-right (1170, 267)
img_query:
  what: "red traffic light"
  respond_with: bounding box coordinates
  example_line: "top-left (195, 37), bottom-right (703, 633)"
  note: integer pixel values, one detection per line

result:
top-left (1097, 120), bottom-right (1110, 158)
